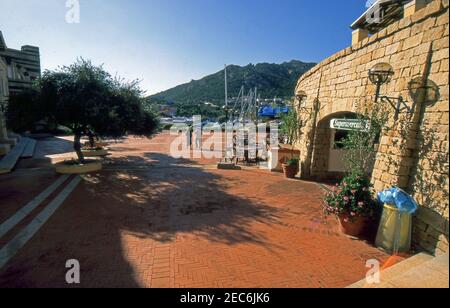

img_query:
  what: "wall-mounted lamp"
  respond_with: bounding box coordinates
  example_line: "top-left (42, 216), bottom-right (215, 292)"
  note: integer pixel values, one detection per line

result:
top-left (296, 90), bottom-right (312, 115)
top-left (369, 62), bottom-right (412, 121)
top-left (369, 62), bottom-right (394, 87)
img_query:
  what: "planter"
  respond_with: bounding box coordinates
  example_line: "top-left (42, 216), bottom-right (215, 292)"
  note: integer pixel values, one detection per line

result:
top-left (84, 141), bottom-right (108, 148)
top-left (282, 163), bottom-right (298, 179)
top-left (81, 148), bottom-right (109, 157)
top-left (338, 215), bottom-right (367, 237)
top-left (55, 159), bottom-right (102, 174)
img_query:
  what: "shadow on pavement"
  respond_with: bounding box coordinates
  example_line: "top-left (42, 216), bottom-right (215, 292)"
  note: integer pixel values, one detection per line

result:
top-left (0, 152), bottom-right (283, 287)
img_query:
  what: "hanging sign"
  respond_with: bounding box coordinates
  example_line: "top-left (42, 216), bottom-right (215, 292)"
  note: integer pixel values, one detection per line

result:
top-left (330, 119), bottom-right (371, 132)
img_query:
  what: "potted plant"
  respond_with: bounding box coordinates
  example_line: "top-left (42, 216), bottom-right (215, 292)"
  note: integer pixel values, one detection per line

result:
top-left (323, 171), bottom-right (374, 237)
top-left (282, 158), bottom-right (299, 179)
top-left (280, 105), bottom-right (302, 178)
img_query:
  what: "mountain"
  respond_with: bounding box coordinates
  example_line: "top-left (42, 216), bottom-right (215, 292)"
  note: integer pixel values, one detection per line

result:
top-left (147, 60), bottom-right (316, 106)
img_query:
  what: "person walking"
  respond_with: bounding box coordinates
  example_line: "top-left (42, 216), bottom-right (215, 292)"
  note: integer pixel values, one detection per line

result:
top-left (185, 127), bottom-right (192, 150)
top-left (194, 126), bottom-right (202, 150)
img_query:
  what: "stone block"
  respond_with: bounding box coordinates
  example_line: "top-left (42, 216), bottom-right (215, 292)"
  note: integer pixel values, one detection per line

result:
top-left (393, 28), bottom-right (412, 42)
top-left (436, 10), bottom-right (449, 26)
top-left (440, 58), bottom-right (449, 72)
top-left (416, 206), bottom-right (449, 234)
top-left (432, 48), bottom-right (450, 62)
top-left (433, 71), bottom-right (449, 85)
top-left (0, 144), bottom-right (10, 156)
top-left (0, 138), bottom-right (16, 147)
top-left (404, 32), bottom-right (425, 50)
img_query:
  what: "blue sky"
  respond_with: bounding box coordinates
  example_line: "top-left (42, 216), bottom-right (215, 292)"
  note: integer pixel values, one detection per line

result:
top-left (0, 0), bottom-right (370, 95)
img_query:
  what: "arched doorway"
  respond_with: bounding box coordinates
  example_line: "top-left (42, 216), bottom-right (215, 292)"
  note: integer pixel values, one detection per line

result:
top-left (311, 112), bottom-right (361, 180)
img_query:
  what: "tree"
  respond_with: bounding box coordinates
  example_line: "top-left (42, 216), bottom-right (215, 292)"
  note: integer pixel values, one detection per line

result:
top-left (280, 107), bottom-right (302, 146)
top-left (8, 59), bottom-right (159, 163)
top-left (6, 89), bottom-right (42, 133)
top-left (340, 100), bottom-right (388, 176)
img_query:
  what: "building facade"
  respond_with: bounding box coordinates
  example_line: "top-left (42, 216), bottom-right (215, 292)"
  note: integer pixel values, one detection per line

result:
top-left (294, 0), bottom-right (449, 255)
top-left (0, 31), bottom-right (41, 155)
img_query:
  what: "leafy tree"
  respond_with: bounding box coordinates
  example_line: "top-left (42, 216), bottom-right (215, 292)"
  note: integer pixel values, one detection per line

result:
top-left (6, 89), bottom-right (42, 132)
top-left (8, 59), bottom-right (159, 163)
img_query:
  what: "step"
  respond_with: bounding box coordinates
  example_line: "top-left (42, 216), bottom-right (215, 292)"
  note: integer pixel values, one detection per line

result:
top-left (377, 253), bottom-right (449, 288)
top-left (0, 138), bottom-right (29, 174)
top-left (0, 144), bottom-right (10, 156)
top-left (8, 132), bottom-right (21, 142)
top-left (20, 138), bottom-right (36, 158)
top-left (347, 253), bottom-right (434, 288)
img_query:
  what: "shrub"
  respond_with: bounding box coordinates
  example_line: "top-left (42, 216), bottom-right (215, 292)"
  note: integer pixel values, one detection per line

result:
top-left (285, 158), bottom-right (299, 167)
top-left (323, 171), bottom-right (374, 222)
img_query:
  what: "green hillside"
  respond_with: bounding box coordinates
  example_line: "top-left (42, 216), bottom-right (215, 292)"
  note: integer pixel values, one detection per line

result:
top-left (148, 60), bottom-right (315, 105)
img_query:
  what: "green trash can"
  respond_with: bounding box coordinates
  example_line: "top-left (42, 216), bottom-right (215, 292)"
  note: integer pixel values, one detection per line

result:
top-left (375, 204), bottom-right (412, 253)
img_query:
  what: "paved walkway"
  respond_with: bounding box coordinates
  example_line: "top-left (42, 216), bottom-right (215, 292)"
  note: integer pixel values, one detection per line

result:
top-left (0, 133), bottom-right (396, 288)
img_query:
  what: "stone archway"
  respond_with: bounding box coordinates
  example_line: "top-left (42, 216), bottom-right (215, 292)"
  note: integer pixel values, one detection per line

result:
top-left (310, 111), bottom-right (359, 180)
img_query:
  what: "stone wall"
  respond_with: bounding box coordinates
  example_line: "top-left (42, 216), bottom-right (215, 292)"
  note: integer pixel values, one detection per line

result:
top-left (0, 57), bottom-right (10, 155)
top-left (294, 0), bottom-right (449, 255)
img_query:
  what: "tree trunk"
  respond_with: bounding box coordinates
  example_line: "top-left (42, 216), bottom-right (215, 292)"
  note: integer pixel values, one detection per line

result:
top-left (88, 131), bottom-right (95, 148)
top-left (74, 133), bottom-right (85, 164)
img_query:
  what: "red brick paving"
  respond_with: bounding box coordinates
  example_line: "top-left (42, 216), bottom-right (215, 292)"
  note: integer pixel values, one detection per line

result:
top-left (0, 133), bottom-right (397, 288)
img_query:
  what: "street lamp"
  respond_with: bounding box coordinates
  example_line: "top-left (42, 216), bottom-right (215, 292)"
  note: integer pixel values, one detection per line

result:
top-left (368, 62), bottom-right (412, 121)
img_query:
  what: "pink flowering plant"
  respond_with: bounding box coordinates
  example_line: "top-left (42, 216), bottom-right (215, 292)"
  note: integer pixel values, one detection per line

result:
top-left (323, 171), bottom-right (374, 222)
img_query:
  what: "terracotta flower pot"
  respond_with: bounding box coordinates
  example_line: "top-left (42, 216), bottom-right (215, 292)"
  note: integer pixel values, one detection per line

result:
top-left (282, 163), bottom-right (298, 179)
top-left (338, 215), bottom-right (367, 237)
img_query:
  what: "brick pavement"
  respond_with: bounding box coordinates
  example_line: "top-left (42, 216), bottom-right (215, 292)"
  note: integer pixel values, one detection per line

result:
top-left (0, 133), bottom-right (397, 288)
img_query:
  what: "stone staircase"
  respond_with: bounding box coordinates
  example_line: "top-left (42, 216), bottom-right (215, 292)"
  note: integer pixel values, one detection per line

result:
top-left (0, 137), bottom-right (37, 174)
top-left (348, 252), bottom-right (449, 288)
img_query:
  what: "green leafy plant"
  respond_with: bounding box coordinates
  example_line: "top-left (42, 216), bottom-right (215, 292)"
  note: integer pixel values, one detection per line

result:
top-left (324, 171), bottom-right (374, 222)
top-left (323, 99), bottom-right (389, 221)
top-left (280, 107), bottom-right (301, 146)
top-left (285, 158), bottom-right (299, 167)
top-left (340, 101), bottom-right (388, 175)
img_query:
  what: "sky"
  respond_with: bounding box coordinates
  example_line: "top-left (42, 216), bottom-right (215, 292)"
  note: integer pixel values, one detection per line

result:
top-left (0, 0), bottom-right (371, 95)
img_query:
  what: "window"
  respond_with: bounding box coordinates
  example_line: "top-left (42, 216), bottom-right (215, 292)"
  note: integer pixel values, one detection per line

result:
top-left (7, 65), bottom-right (13, 79)
top-left (333, 130), bottom-right (349, 149)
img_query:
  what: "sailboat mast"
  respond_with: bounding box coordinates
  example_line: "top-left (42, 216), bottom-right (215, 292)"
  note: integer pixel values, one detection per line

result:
top-left (224, 64), bottom-right (228, 109)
